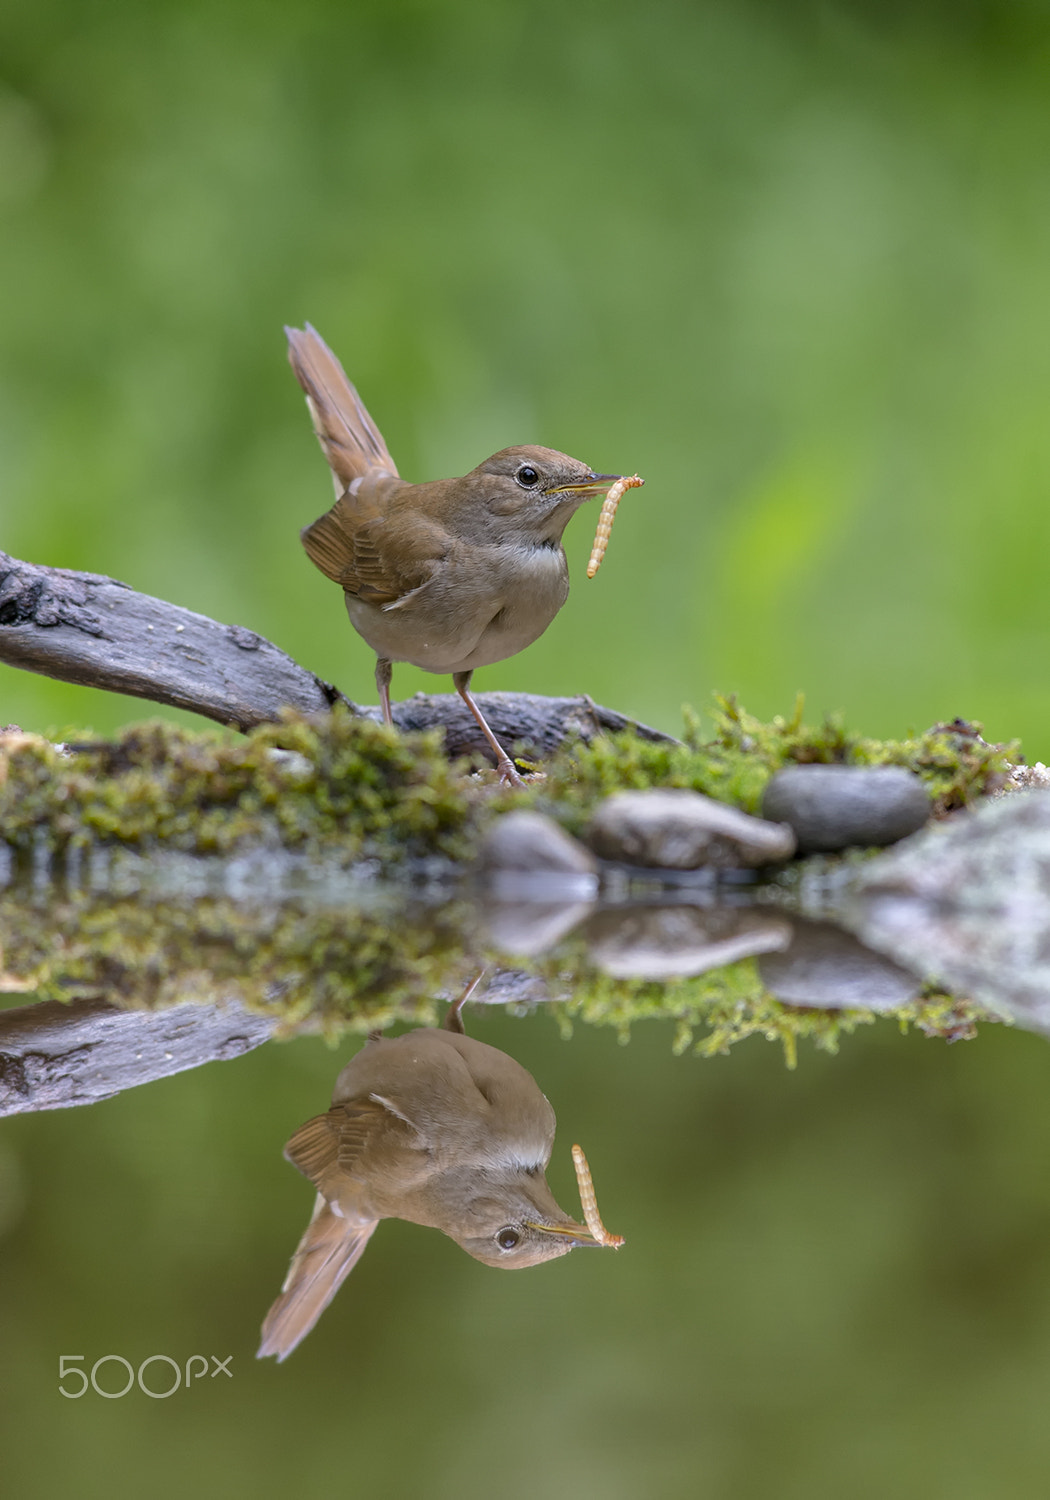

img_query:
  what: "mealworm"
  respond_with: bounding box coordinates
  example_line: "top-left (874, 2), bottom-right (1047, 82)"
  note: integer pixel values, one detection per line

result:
top-left (572, 1143), bottom-right (624, 1248)
top-left (586, 473), bottom-right (644, 579)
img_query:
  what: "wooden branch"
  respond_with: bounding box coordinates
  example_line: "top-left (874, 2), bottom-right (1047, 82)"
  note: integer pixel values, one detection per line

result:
top-left (0, 995), bottom-right (276, 1116)
top-left (0, 550), bottom-right (352, 731)
top-left (0, 550), bottom-right (675, 755)
top-left (389, 690), bottom-right (675, 761)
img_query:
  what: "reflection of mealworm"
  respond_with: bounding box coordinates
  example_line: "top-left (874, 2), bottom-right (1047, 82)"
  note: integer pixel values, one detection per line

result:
top-left (572, 1144), bottom-right (625, 1248)
top-left (587, 473), bottom-right (644, 579)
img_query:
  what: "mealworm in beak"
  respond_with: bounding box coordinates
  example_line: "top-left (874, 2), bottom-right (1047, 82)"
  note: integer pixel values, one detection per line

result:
top-left (572, 1144), bottom-right (625, 1248)
top-left (586, 473), bottom-right (644, 579)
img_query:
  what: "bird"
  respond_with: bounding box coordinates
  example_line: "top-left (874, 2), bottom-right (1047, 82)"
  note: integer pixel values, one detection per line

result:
top-left (286, 324), bottom-right (623, 785)
top-left (257, 998), bottom-right (610, 1362)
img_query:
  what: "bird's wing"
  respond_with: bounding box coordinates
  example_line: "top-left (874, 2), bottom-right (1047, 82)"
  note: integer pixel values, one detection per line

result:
top-left (286, 324), bottom-right (399, 492)
top-left (284, 1098), bottom-right (423, 1201)
top-left (301, 489), bottom-right (450, 606)
top-left (257, 1194), bottom-right (378, 1362)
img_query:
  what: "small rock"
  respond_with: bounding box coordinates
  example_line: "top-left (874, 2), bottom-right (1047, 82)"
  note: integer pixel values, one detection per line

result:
top-left (476, 815), bottom-right (598, 947)
top-left (761, 765), bottom-right (930, 853)
top-left (479, 811), bottom-right (598, 877)
top-left (266, 748), bottom-right (314, 780)
top-left (585, 788), bottom-right (796, 869)
top-left (758, 918), bottom-right (921, 1011)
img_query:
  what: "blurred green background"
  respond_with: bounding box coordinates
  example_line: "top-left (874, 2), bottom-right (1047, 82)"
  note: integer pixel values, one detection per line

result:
top-left (3, 0), bottom-right (1050, 749)
top-left (3, 0), bottom-right (1050, 1494)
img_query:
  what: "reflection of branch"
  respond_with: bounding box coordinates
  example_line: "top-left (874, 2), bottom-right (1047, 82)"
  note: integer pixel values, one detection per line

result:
top-left (0, 978), bottom-right (549, 1116)
top-left (0, 995), bottom-right (276, 1116)
top-left (0, 551), bottom-right (674, 754)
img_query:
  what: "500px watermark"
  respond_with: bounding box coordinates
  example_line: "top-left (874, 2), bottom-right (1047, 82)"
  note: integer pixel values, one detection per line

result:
top-left (58, 1354), bottom-right (233, 1399)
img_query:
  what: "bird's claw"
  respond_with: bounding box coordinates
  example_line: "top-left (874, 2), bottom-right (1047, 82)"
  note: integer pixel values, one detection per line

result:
top-left (496, 757), bottom-right (526, 789)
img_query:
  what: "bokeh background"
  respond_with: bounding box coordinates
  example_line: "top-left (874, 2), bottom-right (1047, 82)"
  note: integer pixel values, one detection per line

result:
top-left (3, 0), bottom-right (1050, 1495)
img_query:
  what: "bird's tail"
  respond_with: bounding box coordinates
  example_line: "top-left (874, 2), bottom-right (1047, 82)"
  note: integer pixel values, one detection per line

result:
top-left (285, 324), bottom-right (399, 493)
top-left (257, 1193), bottom-right (378, 1362)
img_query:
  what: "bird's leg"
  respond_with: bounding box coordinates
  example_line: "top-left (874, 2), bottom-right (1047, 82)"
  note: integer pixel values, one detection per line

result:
top-left (375, 657), bottom-right (394, 728)
top-left (453, 671), bottom-right (525, 787)
top-left (443, 969), bottom-right (488, 1033)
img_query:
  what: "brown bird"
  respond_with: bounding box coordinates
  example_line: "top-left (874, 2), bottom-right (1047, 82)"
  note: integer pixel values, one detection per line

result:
top-left (257, 1003), bottom-right (613, 1362)
top-left (287, 324), bottom-right (622, 784)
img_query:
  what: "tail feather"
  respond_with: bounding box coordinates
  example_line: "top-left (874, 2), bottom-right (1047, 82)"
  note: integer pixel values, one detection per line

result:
top-left (285, 324), bottom-right (399, 493)
top-left (257, 1193), bottom-right (378, 1362)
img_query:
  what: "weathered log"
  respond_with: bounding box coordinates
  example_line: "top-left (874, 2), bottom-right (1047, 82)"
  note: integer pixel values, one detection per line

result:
top-left (0, 550), bottom-right (674, 757)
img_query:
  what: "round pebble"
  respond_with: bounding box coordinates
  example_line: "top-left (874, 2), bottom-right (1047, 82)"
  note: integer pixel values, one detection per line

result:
top-left (761, 765), bottom-right (930, 853)
top-left (585, 788), bottom-right (796, 869)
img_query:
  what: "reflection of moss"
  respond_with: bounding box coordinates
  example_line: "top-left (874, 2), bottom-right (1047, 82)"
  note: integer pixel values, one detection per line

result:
top-left (530, 694), bottom-right (1017, 833)
top-left (0, 708), bottom-right (478, 866)
top-left (538, 958), bottom-right (992, 1068)
top-left (563, 960), bottom-right (875, 1069)
top-left (896, 988), bottom-right (993, 1044)
top-left (0, 883), bottom-right (476, 1038)
top-left (0, 875), bottom-right (994, 1058)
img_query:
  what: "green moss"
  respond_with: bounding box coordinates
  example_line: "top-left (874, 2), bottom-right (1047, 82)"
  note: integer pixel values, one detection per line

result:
top-left (525, 693), bottom-right (1017, 834)
top-left (0, 707), bottom-right (479, 868)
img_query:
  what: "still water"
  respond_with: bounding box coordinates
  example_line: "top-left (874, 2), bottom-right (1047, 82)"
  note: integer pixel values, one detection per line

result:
top-left (2, 809), bottom-right (1050, 1497)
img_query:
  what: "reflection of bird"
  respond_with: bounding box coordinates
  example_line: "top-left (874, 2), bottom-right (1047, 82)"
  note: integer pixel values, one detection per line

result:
top-left (257, 1005), bottom-right (603, 1362)
top-left (287, 324), bottom-right (621, 784)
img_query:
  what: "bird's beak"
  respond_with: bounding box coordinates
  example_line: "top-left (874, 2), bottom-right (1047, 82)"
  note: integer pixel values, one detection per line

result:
top-left (524, 1217), bottom-right (604, 1248)
top-left (549, 472), bottom-right (621, 497)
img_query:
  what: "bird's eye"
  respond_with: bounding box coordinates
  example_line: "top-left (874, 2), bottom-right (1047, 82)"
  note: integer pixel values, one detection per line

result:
top-left (496, 1227), bottom-right (521, 1251)
top-left (515, 465), bottom-right (539, 488)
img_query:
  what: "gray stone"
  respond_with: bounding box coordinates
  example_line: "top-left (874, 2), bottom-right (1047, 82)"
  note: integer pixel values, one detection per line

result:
top-left (476, 812), bottom-right (599, 933)
top-left (585, 788), bottom-right (796, 869)
top-left (761, 765), bottom-right (930, 852)
top-left (479, 811), bottom-right (598, 877)
top-left (843, 790), bottom-right (1050, 1032)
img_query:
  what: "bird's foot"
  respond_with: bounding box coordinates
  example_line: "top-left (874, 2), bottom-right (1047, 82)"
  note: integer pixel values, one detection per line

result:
top-left (496, 756), bottom-right (526, 789)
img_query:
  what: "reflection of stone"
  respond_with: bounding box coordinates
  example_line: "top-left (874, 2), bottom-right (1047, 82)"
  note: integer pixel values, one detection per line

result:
top-left (480, 898), bottom-right (594, 958)
top-left (581, 905), bottom-right (793, 980)
top-left (585, 789), bottom-right (796, 869)
top-left (758, 918), bottom-right (921, 1011)
top-left (762, 765), bottom-right (930, 852)
top-left (844, 790), bottom-right (1050, 1030)
top-left (476, 815), bottom-right (599, 938)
